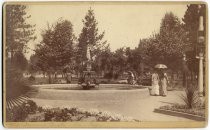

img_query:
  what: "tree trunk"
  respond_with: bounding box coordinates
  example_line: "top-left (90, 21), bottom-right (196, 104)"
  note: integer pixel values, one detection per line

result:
top-left (140, 62), bottom-right (144, 76)
top-left (43, 72), bottom-right (46, 78)
top-left (54, 72), bottom-right (57, 79)
top-left (48, 72), bottom-right (52, 84)
top-left (183, 72), bottom-right (186, 87)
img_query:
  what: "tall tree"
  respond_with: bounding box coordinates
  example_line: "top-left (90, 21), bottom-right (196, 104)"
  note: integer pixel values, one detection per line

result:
top-left (182, 4), bottom-right (206, 74)
top-left (137, 12), bottom-right (188, 73)
top-left (35, 19), bottom-right (75, 83)
top-left (28, 53), bottom-right (40, 74)
top-left (77, 8), bottom-right (107, 72)
top-left (5, 4), bottom-right (35, 100)
top-left (12, 52), bottom-right (28, 71)
top-left (112, 48), bottom-right (127, 73)
top-left (93, 45), bottom-right (112, 74)
top-left (158, 12), bottom-right (188, 70)
top-left (138, 35), bottom-right (163, 67)
top-left (51, 19), bottom-right (75, 70)
top-left (6, 5), bottom-right (36, 62)
top-left (125, 47), bottom-right (145, 75)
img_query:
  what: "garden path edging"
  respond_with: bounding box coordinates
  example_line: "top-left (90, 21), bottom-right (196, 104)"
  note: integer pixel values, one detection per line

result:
top-left (154, 108), bottom-right (205, 121)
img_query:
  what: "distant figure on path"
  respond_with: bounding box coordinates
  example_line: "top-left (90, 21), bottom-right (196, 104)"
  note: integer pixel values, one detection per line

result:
top-left (151, 70), bottom-right (160, 96)
top-left (66, 72), bottom-right (72, 83)
top-left (160, 72), bottom-right (168, 97)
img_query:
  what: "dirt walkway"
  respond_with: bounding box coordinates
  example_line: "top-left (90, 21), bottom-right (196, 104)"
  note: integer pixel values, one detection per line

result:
top-left (30, 88), bottom-right (193, 121)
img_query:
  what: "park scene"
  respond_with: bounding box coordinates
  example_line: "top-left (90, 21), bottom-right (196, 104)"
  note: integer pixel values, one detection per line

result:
top-left (5, 2), bottom-right (206, 123)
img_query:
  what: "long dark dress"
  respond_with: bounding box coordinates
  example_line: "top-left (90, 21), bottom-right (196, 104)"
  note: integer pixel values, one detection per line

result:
top-left (160, 73), bottom-right (168, 96)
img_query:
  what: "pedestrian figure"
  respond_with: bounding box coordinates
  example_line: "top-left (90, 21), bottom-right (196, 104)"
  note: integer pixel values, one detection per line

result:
top-left (66, 72), bottom-right (72, 83)
top-left (160, 72), bottom-right (168, 96)
top-left (151, 70), bottom-right (160, 96)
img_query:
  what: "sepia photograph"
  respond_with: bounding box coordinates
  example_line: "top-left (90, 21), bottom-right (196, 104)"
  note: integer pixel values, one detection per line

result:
top-left (2, 1), bottom-right (208, 128)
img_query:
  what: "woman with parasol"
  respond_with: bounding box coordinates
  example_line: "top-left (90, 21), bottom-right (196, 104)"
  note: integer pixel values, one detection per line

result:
top-left (154, 64), bottom-right (168, 97)
top-left (151, 68), bottom-right (160, 96)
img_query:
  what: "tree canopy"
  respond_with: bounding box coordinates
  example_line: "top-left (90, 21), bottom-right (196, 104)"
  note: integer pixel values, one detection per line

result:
top-left (27, 4), bottom-right (206, 79)
top-left (6, 5), bottom-right (36, 59)
top-left (182, 4), bottom-right (206, 74)
top-left (135, 12), bottom-right (188, 71)
top-left (77, 8), bottom-right (108, 72)
top-left (34, 19), bottom-right (75, 73)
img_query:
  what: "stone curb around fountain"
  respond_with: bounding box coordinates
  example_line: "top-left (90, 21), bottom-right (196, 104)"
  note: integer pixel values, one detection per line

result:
top-left (29, 84), bottom-right (150, 101)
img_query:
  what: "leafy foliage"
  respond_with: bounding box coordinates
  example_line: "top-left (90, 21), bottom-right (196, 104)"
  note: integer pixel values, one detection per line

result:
top-left (34, 19), bottom-right (75, 82)
top-left (28, 53), bottom-right (40, 73)
top-left (5, 4), bottom-right (35, 100)
top-left (136, 12), bottom-right (188, 72)
top-left (77, 8), bottom-right (108, 72)
top-left (6, 4), bottom-right (36, 59)
top-left (7, 100), bottom-right (138, 122)
top-left (158, 12), bottom-right (188, 70)
top-left (93, 45), bottom-right (113, 74)
top-left (6, 100), bottom-right (38, 121)
top-left (180, 82), bottom-right (200, 109)
top-left (183, 4), bottom-right (206, 49)
top-left (6, 64), bottom-right (29, 100)
top-left (12, 52), bottom-right (28, 71)
top-left (182, 4), bottom-right (206, 74)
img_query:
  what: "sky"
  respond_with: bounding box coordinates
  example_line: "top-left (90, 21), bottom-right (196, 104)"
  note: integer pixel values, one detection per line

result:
top-left (25, 2), bottom-right (188, 59)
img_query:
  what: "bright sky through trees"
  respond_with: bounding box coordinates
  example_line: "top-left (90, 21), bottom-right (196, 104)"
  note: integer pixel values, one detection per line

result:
top-left (25, 2), bottom-right (188, 59)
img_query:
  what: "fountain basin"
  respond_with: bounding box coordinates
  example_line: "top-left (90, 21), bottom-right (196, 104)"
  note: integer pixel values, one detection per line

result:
top-left (30, 84), bottom-right (150, 101)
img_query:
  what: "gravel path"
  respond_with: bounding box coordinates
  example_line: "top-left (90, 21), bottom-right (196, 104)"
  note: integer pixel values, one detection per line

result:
top-left (29, 85), bottom-right (193, 121)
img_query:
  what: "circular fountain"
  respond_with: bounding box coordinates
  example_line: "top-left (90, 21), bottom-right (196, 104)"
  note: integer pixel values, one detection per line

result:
top-left (29, 44), bottom-right (150, 101)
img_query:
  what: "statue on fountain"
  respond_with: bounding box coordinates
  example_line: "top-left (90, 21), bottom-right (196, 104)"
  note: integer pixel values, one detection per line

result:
top-left (86, 45), bottom-right (92, 71)
top-left (127, 71), bottom-right (137, 85)
top-left (78, 44), bottom-right (99, 90)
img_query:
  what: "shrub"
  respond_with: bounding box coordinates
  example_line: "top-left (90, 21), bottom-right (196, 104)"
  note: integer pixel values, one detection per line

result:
top-left (22, 100), bottom-right (38, 114)
top-left (6, 78), bottom-right (29, 100)
top-left (6, 106), bottom-right (28, 121)
top-left (6, 100), bottom-right (38, 122)
top-left (180, 82), bottom-right (200, 109)
top-left (113, 74), bottom-right (119, 79)
top-left (37, 106), bottom-right (43, 112)
top-left (6, 66), bottom-right (30, 100)
top-left (100, 80), bottom-right (108, 84)
top-left (42, 107), bottom-right (138, 122)
top-left (28, 75), bottom-right (35, 81)
top-left (44, 109), bottom-right (55, 121)
top-left (6, 101), bottom-right (139, 122)
top-left (104, 72), bottom-right (113, 79)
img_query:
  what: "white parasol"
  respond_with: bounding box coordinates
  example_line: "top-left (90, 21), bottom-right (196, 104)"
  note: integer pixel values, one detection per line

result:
top-left (154, 64), bottom-right (167, 69)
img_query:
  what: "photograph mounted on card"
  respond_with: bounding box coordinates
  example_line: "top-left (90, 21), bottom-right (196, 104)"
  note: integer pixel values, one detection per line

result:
top-left (2, 1), bottom-right (208, 128)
